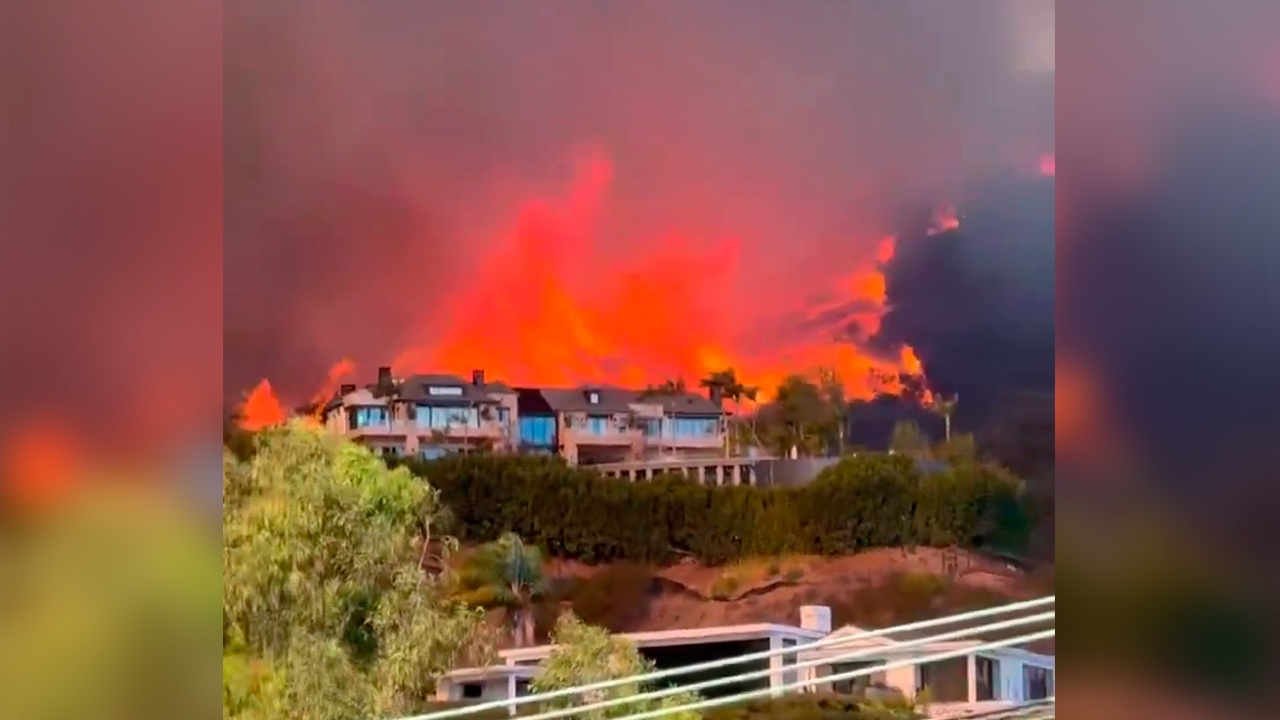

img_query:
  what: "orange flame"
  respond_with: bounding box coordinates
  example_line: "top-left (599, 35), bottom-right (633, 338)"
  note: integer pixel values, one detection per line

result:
top-left (927, 206), bottom-right (960, 236)
top-left (249, 152), bottom-right (932, 410)
top-left (238, 380), bottom-right (286, 430)
top-left (1, 419), bottom-right (82, 508)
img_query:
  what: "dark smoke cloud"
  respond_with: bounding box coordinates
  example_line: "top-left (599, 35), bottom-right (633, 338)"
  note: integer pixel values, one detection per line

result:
top-left (847, 172), bottom-right (1055, 475)
top-left (1056, 0), bottom-right (1280, 530)
top-left (224, 0), bottom-right (1054, 402)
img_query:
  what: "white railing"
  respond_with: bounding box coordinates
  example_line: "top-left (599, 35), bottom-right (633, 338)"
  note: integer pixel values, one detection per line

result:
top-left (399, 596), bottom-right (1055, 720)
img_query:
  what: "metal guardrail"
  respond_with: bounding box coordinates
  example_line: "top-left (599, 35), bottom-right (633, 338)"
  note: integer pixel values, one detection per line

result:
top-left (400, 596), bottom-right (1055, 720)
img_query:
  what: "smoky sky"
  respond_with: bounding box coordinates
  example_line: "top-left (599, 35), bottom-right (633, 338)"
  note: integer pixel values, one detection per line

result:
top-left (1056, 0), bottom-right (1280, 524)
top-left (223, 0), bottom-right (1055, 402)
top-left (874, 170), bottom-right (1055, 423)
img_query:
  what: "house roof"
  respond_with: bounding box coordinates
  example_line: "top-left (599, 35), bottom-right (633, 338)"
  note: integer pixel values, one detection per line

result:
top-left (323, 373), bottom-right (515, 410)
top-left (803, 624), bottom-right (1055, 667)
top-left (499, 622), bottom-right (824, 664)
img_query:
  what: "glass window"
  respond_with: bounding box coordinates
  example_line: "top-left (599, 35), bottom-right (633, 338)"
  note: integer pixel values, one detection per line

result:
top-left (351, 406), bottom-right (389, 428)
top-left (519, 415), bottom-right (556, 447)
top-left (670, 417), bottom-right (719, 438)
top-left (586, 415), bottom-right (609, 435)
top-left (1023, 665), bottom-right (1052, 700)
top-left (975, 656), bottom-right (1000, 701)
top-left (780, 639), bottom-right (798, 686)
top-left (829, 661), bottom-right (881, 694)
top-left (428, 386), bottom-right (464, 396)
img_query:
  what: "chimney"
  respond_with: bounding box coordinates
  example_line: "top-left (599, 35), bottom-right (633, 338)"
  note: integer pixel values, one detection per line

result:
top-left (708, 385), bottom-right (723, 407)
top-left (377, 366), bottom-right (392, 387)
top-left (472, 369), bottom-right (485, 386)
top-left (339, 383), bottom-right (356, 395)
top-left (799, 605), bottom-right (832, 633)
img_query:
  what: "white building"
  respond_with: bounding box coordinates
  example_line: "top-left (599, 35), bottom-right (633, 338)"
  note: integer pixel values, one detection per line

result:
top-left (435, 605), bottom-right (1054, 715)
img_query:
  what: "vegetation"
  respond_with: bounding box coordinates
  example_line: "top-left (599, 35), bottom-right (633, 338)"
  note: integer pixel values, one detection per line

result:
top-left (222, 423), bottom-right (496, 719)
top-left (532, 614), bottom-right (701, 720)
top-left (453, 532), bottom-right (549, 647)
top-left (404, 452), bottom-right (1029, 565)
top-left (703, 694), bottom-right (920, 720)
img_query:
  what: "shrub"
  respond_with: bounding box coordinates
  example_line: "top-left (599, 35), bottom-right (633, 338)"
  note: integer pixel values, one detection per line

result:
top-left (403, 452), bottom-right (1029, 565)
top-left (710, 572), bottom-right (742, 600)
top-left (703, 694), bottom-right (920, 720)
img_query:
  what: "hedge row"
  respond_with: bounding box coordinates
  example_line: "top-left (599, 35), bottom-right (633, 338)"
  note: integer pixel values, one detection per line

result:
top-left (403, 453), bottom-right (1029, 565)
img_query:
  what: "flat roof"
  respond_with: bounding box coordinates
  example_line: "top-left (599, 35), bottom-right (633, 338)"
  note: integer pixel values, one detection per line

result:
top-left (500, 623), bottom-right (826, 663)
top-left (441, 664), bottom-right (538, 682)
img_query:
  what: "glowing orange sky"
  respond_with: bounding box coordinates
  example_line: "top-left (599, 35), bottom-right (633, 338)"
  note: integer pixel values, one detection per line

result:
top-left (390, 154), bottom-right (925, 398)
top-left (239, 151), bottom-right (947, 424)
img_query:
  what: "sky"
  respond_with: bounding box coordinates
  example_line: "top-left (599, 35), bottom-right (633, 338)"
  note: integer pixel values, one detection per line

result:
top-left (222, 0), bottom-right (1056, 403)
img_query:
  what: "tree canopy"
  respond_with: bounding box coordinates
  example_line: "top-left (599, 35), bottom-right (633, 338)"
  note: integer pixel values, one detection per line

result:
top-left (222, 422), bottom-right (495, 719)
top-left (533, 613), bottom-right (700, 720)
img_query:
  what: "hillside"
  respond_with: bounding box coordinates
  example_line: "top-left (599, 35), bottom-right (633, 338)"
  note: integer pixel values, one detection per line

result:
top-left (518, 548), bottom-right (1054, 653)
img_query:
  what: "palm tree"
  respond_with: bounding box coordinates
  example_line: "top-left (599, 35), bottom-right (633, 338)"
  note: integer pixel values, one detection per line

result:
top-left (453, 532), bottom-right (548, 647)
top-left (930, 394), bottom-right (959, 442)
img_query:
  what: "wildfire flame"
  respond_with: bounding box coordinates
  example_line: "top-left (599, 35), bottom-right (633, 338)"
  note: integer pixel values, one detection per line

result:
top-left (0, 419), bottom-right (82, 508)
top-left (238, 380), bottom-right (286, 430)
top-left (238, 153), bottom-right (937, 423)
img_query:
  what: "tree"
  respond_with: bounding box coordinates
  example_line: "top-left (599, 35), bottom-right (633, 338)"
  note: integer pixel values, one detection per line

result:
top-left (453, 532), bottom-right (548, 647)
top-left (889, 419), bottom-right (929, 457)
top-left (700, 367), bottom-right (760, 456)
top-left (818, 367), bottom-right (850, 455)
top-left (930, 393), bottom-right (959, 442)
top-left (533, 614), bottom-right (700, 720)
top-left (760, 375), bottom-right (836, 457)
top-left (223, 422), bottom-right (495, 719)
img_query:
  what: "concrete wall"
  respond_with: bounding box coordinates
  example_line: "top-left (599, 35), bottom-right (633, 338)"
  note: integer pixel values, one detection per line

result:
top-left (752, 458), bottom-right (841, 487)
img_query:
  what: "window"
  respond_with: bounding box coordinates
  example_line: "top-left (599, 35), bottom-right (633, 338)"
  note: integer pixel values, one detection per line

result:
top-left (497, 407), bottom-right (511, 423)
top-left (586, 415), bottom-right (609, 435)
top-left (828, 661), bottom-right (882, 694)
top-left (428, 385), bottom-right (464, 396)
top-left (1023, 665), bottom-right (1053, 700)
top-left (350, 406), bottom-right (389, 428)
top-left (421, 406), bottom-right (479, 429)
top-left (460, 683), bottom-right (483, 699)
top-left (515, 680), bottom-right (531, 697)
top-left (917, 658), bottom-right (968, 702)
top-left (587, 391), bottom-right (600, 404)
top-left (641, 419), bottom-right (661, 436)
top-left (519, 415), bottom-right (556, 447)
top-left (975, 656), bottom-right (1000, 701)
top-left (419, 446), bottom-right (447, 461)
top-left (670, 417), bottom-right (719, 438)
top-left (780, 639), bottom-right (798, 686)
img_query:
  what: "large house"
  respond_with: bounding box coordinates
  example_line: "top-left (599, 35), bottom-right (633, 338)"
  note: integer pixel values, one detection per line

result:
top-left (321, 367), bottom-right (729, 466)
top-left (434, 605), bottom-right (1055, 715)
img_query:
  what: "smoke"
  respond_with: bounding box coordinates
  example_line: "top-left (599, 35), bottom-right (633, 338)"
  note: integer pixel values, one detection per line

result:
top-left (1057, 0), bottom-right (1280, 515)
top-left (223, 0), bottom-right (1055, 401)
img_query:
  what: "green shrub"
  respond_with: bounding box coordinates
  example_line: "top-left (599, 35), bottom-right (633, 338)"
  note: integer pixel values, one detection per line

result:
top-left (403, 452), bottom-right (1029, 565)
top-left (703, 694), bottom-right (920, 720)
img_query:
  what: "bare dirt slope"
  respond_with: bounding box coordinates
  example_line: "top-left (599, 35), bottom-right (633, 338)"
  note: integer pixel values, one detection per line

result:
top-left (545, 548), bottom-right (1043, 632)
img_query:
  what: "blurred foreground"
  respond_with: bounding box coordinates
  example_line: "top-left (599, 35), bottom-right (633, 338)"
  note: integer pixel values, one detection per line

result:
top-left (0, 471), bottom-right (221, 720)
